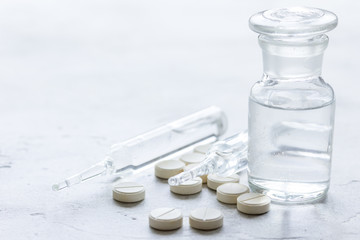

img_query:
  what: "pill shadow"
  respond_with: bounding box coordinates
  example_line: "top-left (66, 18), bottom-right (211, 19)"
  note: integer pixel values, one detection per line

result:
top-left (153, 176), bottom-right (169, 184)
top-left (189, 227), bottom-right (223, 235)
top-left (112, 199), bottom-right (144, 208)
top-left (204, 187), bottom-right (217, 195)
top-left (149, 227), bottom-right (183, 235)
top-left (237, 211), bottom-right (269, 219)
top-left (216, 201), bottom-right (238, 210)
top-left (169, 191), bottom-right (202, 200)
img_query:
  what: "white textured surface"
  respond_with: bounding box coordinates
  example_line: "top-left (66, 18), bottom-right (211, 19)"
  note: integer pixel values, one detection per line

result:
top-left (0, 0), bottom-right (359, 239)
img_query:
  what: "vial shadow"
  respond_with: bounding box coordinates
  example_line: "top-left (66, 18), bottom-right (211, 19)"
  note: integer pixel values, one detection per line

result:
top-left (269, 194), bottom-right (328, 206)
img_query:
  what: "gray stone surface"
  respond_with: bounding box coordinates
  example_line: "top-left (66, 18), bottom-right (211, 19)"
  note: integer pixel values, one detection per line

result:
top-left (0, 0), bottom-right (359, 239)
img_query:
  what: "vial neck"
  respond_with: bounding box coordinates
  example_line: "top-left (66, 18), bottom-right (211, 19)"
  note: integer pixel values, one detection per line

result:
top-left (259, 35), bottom-right (329, 79)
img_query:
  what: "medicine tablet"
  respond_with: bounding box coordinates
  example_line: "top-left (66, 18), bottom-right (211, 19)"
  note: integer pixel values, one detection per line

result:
top-left (216, 183), bottom-right (249, 204)
top-left (180, 152), bottom-right (205, 165)
top-left (170, 177), bottom-right (202, 195)
top-left (189, 207), bottom-right (223, 230)
top-left (149, 207), bottom-right (183, 230)
top-left (183, 164), bottom-right (207, 183)
top-left (155, 160), bottom-right (185, 179)
top-left (237, 192), bottom-right (271, 215)
top-left (207, 174), bottom-right (240, 190)
top-left (194, 144), bottom-right (212, 154)
top-left (112, 182), bottom-right (145, 203)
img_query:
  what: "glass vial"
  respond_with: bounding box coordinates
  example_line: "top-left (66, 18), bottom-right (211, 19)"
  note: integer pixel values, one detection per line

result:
top-left (247, 7), bottom-right (338, 203)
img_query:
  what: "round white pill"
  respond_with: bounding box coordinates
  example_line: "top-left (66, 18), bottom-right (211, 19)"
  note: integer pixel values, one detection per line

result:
top-left (180, 152), bottom-right (205, 165)
top-left (189, 207), bottom-right (223, 230)
top-left (170, 177), bottom-right (202, 195)
top-left (194, 144), bottom-right (212, 154)
top-left (237, 192), bottom-right (271, 215)
top-left (183, 164), bottom-right (207, 183)
top-left (112, 182), bottom-right (145, 203)
top-left (155, 160), bottom-right (185, 179)
top-left (149, 207), bottom-right (183, 230)
top-left (207, 174), bottom-right (240, 190)
top-left (216, 183), bottom-right (250, 204)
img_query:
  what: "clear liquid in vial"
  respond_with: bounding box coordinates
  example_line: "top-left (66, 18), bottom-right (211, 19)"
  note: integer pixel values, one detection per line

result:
top-left (248, 98), bottom-right (335, 203)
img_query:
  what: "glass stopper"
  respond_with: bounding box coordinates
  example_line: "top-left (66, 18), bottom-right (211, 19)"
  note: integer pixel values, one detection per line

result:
top-left (249, 6), bottom-right (338, 37)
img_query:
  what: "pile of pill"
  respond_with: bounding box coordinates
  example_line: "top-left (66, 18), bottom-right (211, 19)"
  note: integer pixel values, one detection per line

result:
top-left (112, 143), bottom-right (271, 231)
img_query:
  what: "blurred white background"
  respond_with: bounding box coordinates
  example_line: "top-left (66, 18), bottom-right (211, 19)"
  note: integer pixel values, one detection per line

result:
top-left (0, 1), bottom-right (359, 239)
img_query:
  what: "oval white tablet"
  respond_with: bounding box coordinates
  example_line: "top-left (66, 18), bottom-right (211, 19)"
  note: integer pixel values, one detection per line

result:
top-left (237, 192), bottom-right (271, 215)
top-left (189, 207), bottom-right (223, 230)
top-left (194, 144), bottom-right (212, 154)
top-left (149, 207), bottom-right (183, 230)
top-left (216, 183), bottom-right (249, 204)
top-left (183, 164), bottom-right (207, 183)
top-left (170, 177), bottom-right (202, 195)
top-left (112, 182), bottom-right (145, 203)
top-left (155, 160), bottom-right (185, 179)
top-left (207, 174), bottom-right (240, 190)
top-left (180, 152), bottom-right (205, 165)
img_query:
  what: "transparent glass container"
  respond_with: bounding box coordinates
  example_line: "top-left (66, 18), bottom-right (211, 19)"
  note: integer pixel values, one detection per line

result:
top-left (247, 7), bottom-right (338, 203)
